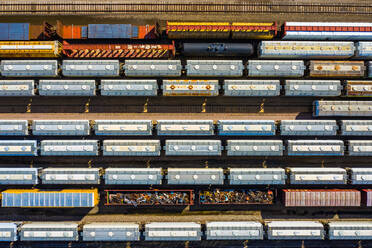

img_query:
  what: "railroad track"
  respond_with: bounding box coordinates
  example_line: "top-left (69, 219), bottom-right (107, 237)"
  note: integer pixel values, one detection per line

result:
top-left (1, 2), bottom-right (372, 15)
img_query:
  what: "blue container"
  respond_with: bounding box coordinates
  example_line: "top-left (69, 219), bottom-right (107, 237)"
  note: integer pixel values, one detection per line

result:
top-left (0, 23), bottom-right (29, 40)
top-left (88, 24), bottom-right (134, 39)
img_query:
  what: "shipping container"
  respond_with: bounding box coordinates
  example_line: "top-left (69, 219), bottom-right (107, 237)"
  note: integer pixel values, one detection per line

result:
top-left (162, 80), bottom-right (219, 96)
top-left (0, 60), bottom-right (58, 77)
top-left (226, 140), bottom-right (283, 156)
top-left (0, 223), bottom-right (17, 241)
top-left (284, 80), bottom-right (342, 96)
top-left (33, 120), bottom-right (90, 136)
top-left (63, 42), bottom-right (173, 58)
top-left (167, 168), bottom-right (224, 185)
top-left (41, 168), bottom-right (100, 184)
top-left (266, 221), bottom-right (324, 240)
top-left (0, 140), bottom-right (37, 156)
top-left (104, 168), bottom-right (162, 185)
top-left (0, 23), bottom-right (29, 40)
top-left (345, 80), bottom-right (372, 97)
top-left (329, 221), bottom-right (372, 240)
top-left (309, 61), bottom-right (365, 78)
top-left (38, 80), bottom-right (96, 96)
top-left (105, 189), bottom-right (194, 206)
top-left (1, 189), bottom-right (99, 208)
top-left (280, 120), bottom-right (338, 136)
top-left (20, 223), bottom-right (78, 241)
top-left (228, 168), bottom-right (285, 185)
top-left (348, 140), bottom-right (372, 156)
top-left (288, 167), bottom-right (347, 184)
top-left (313, 100), bottom-right (372, 117)
top-left (223, 80), bottom-right (281, 97)
top-left (283, 22), bottom-right (372, 40)
top-left (0, 41), bottom-right (61, 58)
top-left (247, 60), bottom-right (305, 77)
top-left (0, 80), bottom-right (35, 96)
top-left (40, 140), bottom-right (99, 156)
top-left (363, 189), bottom-right (372, 206)
top-left (62, 60), bottom-right (120, 77)
top-left (100, 80), bottom-right (158, 96)
top-left (231, 22), bottom-right (277, 39)
top-left (0, 120), bottom-right (28, 136)
top-left (165, 140), bottom-right (222, 156)
top-left (259, 41), bottom-right (355, 59)
top-left (0, 168), bottom-right (38, 185)
top-left (186, 60), bottom-right (243, 77)
top-left (206, 221), bottom-right (263, 240)
top-left (199, 189), bottom-right (273, 205)
top-left (182, 43), bottom-right (254, 57)
top-left (350, 168), bottom-right (372, 184)
top-left (145, 222), bottom-right (201, 241)
top-left (287, 140), bottom-right (344, 156)
top-left (283, 189), bottom-right (361, 207)
top-left (157, 120), bottom-right (214, 136)
top-left (103, 140), bottom-right (160, 156)
top-left (124, 60), bottom-right (182, 77)
top-left (94, 120), bottom-right (152, 136)
top-left (166, 22), bottom-right (230, 39)
top-left (218, 120), bottom-right (276, 136)
top-left (356, 42), bottom-right (372, 58)
top-left (83, 223), bottom-right (140, 241)
top-left (342, 120), bottom-right (371, 135)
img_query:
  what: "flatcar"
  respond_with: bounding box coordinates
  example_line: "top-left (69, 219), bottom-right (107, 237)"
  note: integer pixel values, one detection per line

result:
top-left (218, 120), bottom-right (276, 136)
top-left (0, 120), bottom-right (28, 136)
top-left (0, 140), bottom-right (37, 156)
top-left (0, 41), bottom-right (61, 58)
top-left (223, 80), bottom-right (281, 96)
top-left (348, 140), bottom-right (372, 156)
top-left (226, 140), bottom-right (284, 156)
top-left (284, 80), bottom-right (342, 97)
top-left (247, 60), bottom-right (305, 77)
top-left (20, 223), bottom-right (79, 241)
top-left (345, 80), bottom-right (372, 97)
top-left (182, 43), bottom-right (254, 57)
top-left (144, 222), bottom-right (201, 241)
top-left (283, 22), bottom-right (372, 40)
top-left (350, 168), bottom-right (372, 184)
top-left (259, 41), bottom-right (355, 59)
top-left (104, 168), bottom-right (162, 185)
top-left (38, 80), bottom-right (96, 96)
top-left (186, 60), bottom-right (244, 77)
top-left (41, 168), bottom-right (100, 184)
top-left (206, 222), bottom-right (263, 240)
top-left (313, 101), bottom-right (372, 117)
top-left (328, 222), bottom-right (372, 240)
top-left (32, 120), bottom-right (90, 136)
top-left (286, 140), bottom-right (344, 156)
top-left (123, 60), bottom-right (182, 77)
top-left (228, 168), bottom-right (286, 185)
top-left (62, 60), bottom-right (120, 77)
top-left (94, 120), bottom-right (153, 136)
top-left (266, 221), bottom-right (324, 240)
top-left (280, 120), bottom-right (338, 136)
top-left (167, 168), bottom-right (224, 185)
top-left (164, 140), bottom-right (222, 156)
top-left (162, 80), bottom-right (219, 96)
top-left (0, 168), bottom-right (38, 185)
top-left (0, 80), bottom-right (35, 96)
top-left (0, 60), bottom-right (58, 77)
top-left (288, 167), bottom-right (347, 184)
top-left (100, 80), bottom-right (158, 96)
top-left (309, 61), bottom-right (365, 78)
top-left (102, 140), bottom-right (161, 156)
top-left (40, 140), bottom-right (99, 156)
top-left (83, 223), bottom-right (140, 241)
top-left (157, 120), bottom-right (214, 136)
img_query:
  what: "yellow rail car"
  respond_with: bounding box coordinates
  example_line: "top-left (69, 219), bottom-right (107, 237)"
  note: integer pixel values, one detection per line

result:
top-left (166, 22), bottom-right (231, 39)
top-left (231, 22), bottom-right (277, 39)
top-left (1, 189), bottom-right (99, 208)
top-left (0, 41), bottom-right (62, 58)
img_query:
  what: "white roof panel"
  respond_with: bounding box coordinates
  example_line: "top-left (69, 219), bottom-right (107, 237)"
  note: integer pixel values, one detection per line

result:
top-left (146, 222), bottom-right (201, 228)
top-left (207, 221), bottom-right (262, 228)
top-left (267, 221), bottom-right (323, 228)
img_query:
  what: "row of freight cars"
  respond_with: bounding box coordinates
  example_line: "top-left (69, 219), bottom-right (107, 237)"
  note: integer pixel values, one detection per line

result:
top-left (1, 79), bottom-right (372, 97)
top-left (4, 21), bottom-right (372, 41)
top-left (0, 139), bottom-right (372, 156)
top-left (1, 119), bottom-right (372, 137)
top-left (2, 167), bottom-right (372, 185)
top-left (1, 221), bottom-right (372, 242)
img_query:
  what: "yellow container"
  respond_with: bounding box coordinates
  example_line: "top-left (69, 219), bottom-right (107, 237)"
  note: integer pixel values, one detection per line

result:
top-left (0, 41), bottom-right (61, 58)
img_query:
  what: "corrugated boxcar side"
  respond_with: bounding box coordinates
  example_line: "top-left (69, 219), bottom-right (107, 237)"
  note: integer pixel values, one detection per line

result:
top-left (362, 189), bottom-right (372, 206)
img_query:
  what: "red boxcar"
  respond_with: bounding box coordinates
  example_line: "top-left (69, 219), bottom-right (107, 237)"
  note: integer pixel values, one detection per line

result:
top-left (362, 189), bottom-right (372, 207)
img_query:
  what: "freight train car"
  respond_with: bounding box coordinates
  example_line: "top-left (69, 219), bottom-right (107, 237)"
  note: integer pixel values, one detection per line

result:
top-left (157, 120), bottom-right (214, 136)
top-left (288, 167), bottom-right (347, 184)
top-left (0, 60), bottom-right (58, 77)
top-left (226, 140), bottom-right (283, 156)
top-left (280, 120), bottom-right (338, 136)
top-left (32, 120), bottom-right (90, 136)
top-left (41, 168), bottom-right (100, 184)
top-left (350, 168), bottom-right (372, 184)
top-left (266, 221), bottom-right (324, 240)
top-left (1, 189), bottom-right (99, 207)
top-left (94, 120), bottom-right (153, 136)
top-left (230, 22), bottom-right (277, 39)
top-left (284, 80), bottom-right (342, 97)
top-left (0, 22), bottom-right (54, 41)
top-left (0, 120), bottom-right (28, 136)
top-left (104, 168), bottom-right (162, 185)
top-left (166, 22), bottom-right (231, 39)
top-left (348, 140), bottom-right (372, 156)
top-left (103, 140), bottom-right (161, 156)
top-left (0, 223), bottom-right (17, 241)
top-left (0, 41), bottom-right (61, 58)
top-left (313, 101), bottom-right (372, 117)
top-left (167, 168), bottom-right (224, 185)
top-left (124, 60), bottom-right (182, 77)
top-left (0, 140), bottom-right (37, 156)
top-left (199, 189), bottom-right (274, 205)
top-left (247, 60), bottom-right (305, 77)
top-left (100, 80), bottom-right (158, 96)
top-left (259, 41), bottom-right (355, 59)
top-left (345, 80), bottom-right (372, 97)
top-left (223, 80), bottom-right (281, 96)
top-left (0, 80), bottom-right (35, 96)
top-left (162, 80), bottom-right (219, 96)
top-left (164, 140), bottom-right (222, 156)
top-left (283, 22), bottom-right (372, 40)
top-left (83, 223), bottom-right (140, 241)
top-left (363, 189), bottom-right (372, 206)
top-left (356, 42), bottom-right (372, 58)
top-left (206, 221), bottom-right (263, 240)
top-left (144, 222), bottom-right (201, 241)
top-left (0, 168), bottom-right (38, 185)
top-left (218, 120), bottom-right (276, 136)
top-left (20, 223), bottom-right (79, 241)
top-left (182, 43), bottom-right (254, 57)
top-left (62, 60), bottom-right (120, 77)
top-left (186, 60), bottom-right (244, 77)
top-left (228, 168), bottom-right (286, 185)
top-left (38, 80), bottom-right (96, 96)
top-left (287, 140), bottom-right (344, 156)
top-left (309, 61), bottom-right (366, 78)
top-left (40, 140), bottom-right (99, 156)
top-left (328, 222), bottom-right (372, 240)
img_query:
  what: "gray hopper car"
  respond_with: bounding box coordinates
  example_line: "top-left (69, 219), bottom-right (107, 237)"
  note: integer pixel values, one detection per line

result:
top-left (348, 140), bottom-right (372, 156)
top-left (0, 80), bottom-right (34, 96)
top-left (247, 60), bottom-right (305, 77)
top-left (38, 80), bottom-right (96, 96)
top-left (0, 120), bottom-right (28, 136)
top-left (94, 120), bottom-right (152, 136)
top-left (284, 80), bottom-right (342, 96)
top-left (157, 120), bottom-right (214, 136)
top-left (167, 168), bottom-right (224, 185)
top-left (83, 223), bottom-right (140, 241)
top-left (40, 140), bottom-right (99, 156)
top-left (186, 60), bottom-right (243, 77)
top-left (124, 60), bottom-right (182, 77)
top-left (280, 120), bottom-right (338, 136)
top-left (223, 80), bottom-right (280, 96)
top-left (288, 167), bottom-right (347, 184)
top-left (20, 223), bottom-right (79, 241)
top-left (206, 222), bottom-right (263, 240)
top-left (226, 140), bottom-right (283, 156)
top-left (0, 60), bottom-right (58, 77)
top-left (328, 222), bottom-right (372, 240)
top-left (144, 222), bottom-right (202, 241)
top-left (165, 140), bottom-right (222, 156)
top-left (104, 168), bottom-right (162, 185)
top-left (228, 168), bottom-right (285, 185)
top-left (350, 168), bottom-right (372, 184)
top-left (340, 120), bottom-right (372, 136)
top-left (100, 80), bottom-right (158, 96)
top-left (103, 140), bottom-right (161, 156)
top-left (41, 168), bottom-right (100, 184)
top-left (62, 60), bottom-right (120, 77)
top-left (266, 221), bottom-right (324, 240)
top-left (32, 120), bottom-right (90, 136)
top-left (0, 168), bottom-right (38, 185)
